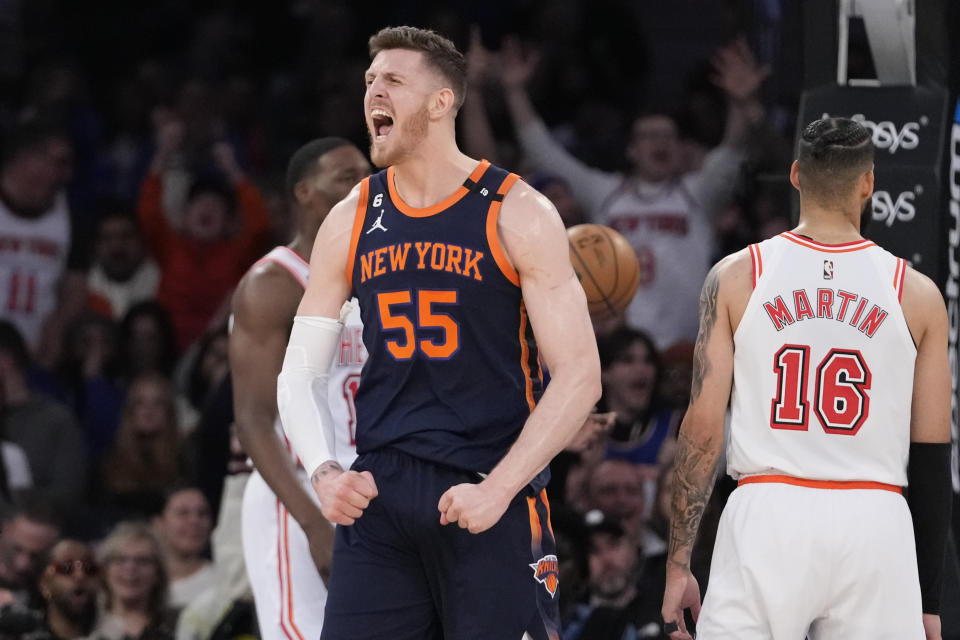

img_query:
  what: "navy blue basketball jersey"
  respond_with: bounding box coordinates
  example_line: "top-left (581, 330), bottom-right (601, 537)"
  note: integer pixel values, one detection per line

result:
top-left (346, 159), bottom-right (548, 490)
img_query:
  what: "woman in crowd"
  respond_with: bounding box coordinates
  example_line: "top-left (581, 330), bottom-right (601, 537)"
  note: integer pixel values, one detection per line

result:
top-left (94, 521), bottom-right (175, 640)
top-left (99, 374), bottom-right (184, 520)
top-left (153, 487), bottom-right (214, 611)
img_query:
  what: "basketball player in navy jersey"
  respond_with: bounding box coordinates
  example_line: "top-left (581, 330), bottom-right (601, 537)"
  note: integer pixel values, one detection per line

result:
top-left (277, 26), bottom-right (601, 640)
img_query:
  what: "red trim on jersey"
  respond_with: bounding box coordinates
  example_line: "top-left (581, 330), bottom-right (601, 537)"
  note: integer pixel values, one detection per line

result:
top-left (486, 172), bottom-right (522, 287)
top-left (780, 231), bottom-right (875, 253)
top-left (748, 243), bottom-right (762, 289)
top-left (387, 159), bottom-right (491, 218)
top-left (275, 501), bottom-right (296, 640)
top-left (258, 256), bottom-right (308, 288)
top-left (894, 258), bottom-right (906, 303)
top-left (345, 178), bottom-right (370, 289)
top-left (281, 508), bottom-right (306, 640)
top-left (738, 474), bottom-right (901, 493)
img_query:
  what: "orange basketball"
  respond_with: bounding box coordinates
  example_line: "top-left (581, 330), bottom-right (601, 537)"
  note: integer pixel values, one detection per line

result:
top-left (567, 223), bottom-right (640, 319)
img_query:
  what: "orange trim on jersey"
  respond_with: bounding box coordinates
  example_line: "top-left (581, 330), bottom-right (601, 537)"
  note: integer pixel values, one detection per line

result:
top-left (386, 159), bottom-right (491, 218)
top-left (526, 495), bottom-right (543, 547)
top-left (281, 508), bottom-right (306, 640)
top-left (275, 501), bottom-right (296, 640)
top-left (894, 258), bottom-right (906, 303)
top-left (780, 231), bottom-right (875, 253)
top-left (486, 172), bottom-right (522, 287)
top-left (738, 474), bottom-right (902, 494)
top-left (518, 303), bottom-right (536, 412)
top-left (345, 178), bottom-right (370, 289)
top-left (540, 489), bottom-right (554, 537)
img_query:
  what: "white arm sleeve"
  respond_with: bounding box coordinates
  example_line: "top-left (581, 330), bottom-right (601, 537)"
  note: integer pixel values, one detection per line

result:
top-left (277, 314), bottom-right (344, 477)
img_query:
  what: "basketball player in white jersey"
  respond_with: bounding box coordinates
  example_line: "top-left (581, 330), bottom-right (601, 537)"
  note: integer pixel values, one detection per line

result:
top-left (662, 118), bottom-right (952, 640)
top-left (230, 138), bottom-right (370, 639)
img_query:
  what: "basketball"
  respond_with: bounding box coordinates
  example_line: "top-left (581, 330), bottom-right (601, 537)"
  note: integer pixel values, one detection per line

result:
top-left (567, 223), bottom-right (641, 319)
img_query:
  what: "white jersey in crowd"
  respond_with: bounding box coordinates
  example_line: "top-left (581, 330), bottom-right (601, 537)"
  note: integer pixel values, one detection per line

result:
top-left (0, 193), bottom-right (70, 348)
top-left (240, 245), bottom-right (364, 640)
top-left (597, 180), bottom-right (713, 349)
top-left (729, 231), bottom-right (916, 486)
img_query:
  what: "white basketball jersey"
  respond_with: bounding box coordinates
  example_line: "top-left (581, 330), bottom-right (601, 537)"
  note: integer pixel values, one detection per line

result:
top-left (256, 246), bottom-right (364, 470)
top-left (598, 180), bottom-right (713, 348)
top-left (0, 194), bottom-right (70, 348)
top-left (728, 231), bottom-right (916, 486)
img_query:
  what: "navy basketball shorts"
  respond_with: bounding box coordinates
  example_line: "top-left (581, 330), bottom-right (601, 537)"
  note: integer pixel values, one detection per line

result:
top-left (320, 448), bottom-right (560, 640)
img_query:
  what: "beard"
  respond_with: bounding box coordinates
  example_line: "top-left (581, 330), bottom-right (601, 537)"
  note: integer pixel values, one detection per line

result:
top-left (369, 105), bottom-right (430, 168)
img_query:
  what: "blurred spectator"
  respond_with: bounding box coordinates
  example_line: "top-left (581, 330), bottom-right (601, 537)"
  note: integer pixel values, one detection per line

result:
top-left (52, 313), bottom-right (124, 463)
top-left (598, 328), bottom-right (680, 472)
top-left (153, 488), bottom-right (213, 611)
top-left (563, 513), bottom-right (667, 640)
top-left (137, 119), bottom-right (270, 350)
top-left (491, 37), bottom-right (767, 349)
top-left (0, 119), bottom-right (86, 367)
top-left (587, 460), bottom-right (647, 549)
top-left (0, 494), bottom-right (61, 609)
top-left (99, 374), bottom-right (184, 521)
top-left (0, 539), bottom-right (98, 640)
top-left (87, 207), bottom-right (160, 320)
top-left (173, 474), bottom-right (255, 640)
top-left (117, 303), bottom-right (179, 381)
top-left (29, 539), bottom-right (98, 639)
top-left (93, 522), bottom-right (175, 640)
top-left (185, 328), bottom-right (228, 414)
top-left (0, 321), bottom-right (89, 513)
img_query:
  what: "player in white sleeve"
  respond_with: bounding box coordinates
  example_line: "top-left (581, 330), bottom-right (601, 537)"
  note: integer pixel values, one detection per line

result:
top-left (230, 138), bottom-right (370, 639)
top-left (662, 118), bottom-right (952, 640)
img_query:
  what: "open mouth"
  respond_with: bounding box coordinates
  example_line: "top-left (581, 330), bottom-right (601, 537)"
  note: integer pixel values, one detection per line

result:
top-left (371, 108), bottom-right (394, 141)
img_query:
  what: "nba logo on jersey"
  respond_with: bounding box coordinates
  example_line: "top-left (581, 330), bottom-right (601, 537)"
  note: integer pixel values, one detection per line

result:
top-left (529, 555), bottom-right (559, 598)
top-left (823, 259), bottom-right (834, 280)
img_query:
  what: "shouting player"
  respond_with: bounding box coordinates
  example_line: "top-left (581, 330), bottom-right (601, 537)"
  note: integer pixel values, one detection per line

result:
top-left (662, 117), bottom-right (952, 639)
top-left (277, 26), bottom-right (601, 639)
top-left (230, 138), bottom-right (370, 639)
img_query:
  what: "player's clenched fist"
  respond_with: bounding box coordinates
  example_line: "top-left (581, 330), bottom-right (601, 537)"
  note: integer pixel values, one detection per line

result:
top-left (438, 481), bottom-right (511, 534)
top-left (310, 461), bottom-right (378, 526)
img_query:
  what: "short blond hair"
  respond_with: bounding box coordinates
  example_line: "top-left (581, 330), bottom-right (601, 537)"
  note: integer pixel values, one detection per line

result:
top-left (368, 26), bottom-right (467, 111)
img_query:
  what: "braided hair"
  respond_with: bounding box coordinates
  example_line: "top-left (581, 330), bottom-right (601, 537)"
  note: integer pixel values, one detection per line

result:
top-left (796, 117), bottom-right (875, 204)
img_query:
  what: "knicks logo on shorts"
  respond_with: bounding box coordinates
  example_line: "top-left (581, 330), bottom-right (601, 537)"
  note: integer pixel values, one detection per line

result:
top-left (529, 554), bottom-right (559, 598)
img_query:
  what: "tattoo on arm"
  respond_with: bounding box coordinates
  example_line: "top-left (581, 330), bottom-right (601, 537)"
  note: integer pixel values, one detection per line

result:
top-left (668, 429), bottom-right (720, 569)
top-left (690, 266), bottom-right (720, 401)
top-left (311, 461), bottom-right (344, 485)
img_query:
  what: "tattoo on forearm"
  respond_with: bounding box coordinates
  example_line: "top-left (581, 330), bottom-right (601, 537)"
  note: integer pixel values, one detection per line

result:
top-left (690, 267), bottom-right (720, 401)
top-left (668, 429), bottom-right (720, 568)
top-left (311, 461), bottom-right (343, 485)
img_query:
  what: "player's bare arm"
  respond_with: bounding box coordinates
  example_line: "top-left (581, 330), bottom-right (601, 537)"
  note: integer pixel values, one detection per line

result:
top-left (230, 265), bottom-right (335, 578)
top-left (661, 249), bottom-right (750, 640)
top-left (438, 180), bottom-right (602, 533)
top-left (901, 266), bottom-right (952, 639)
top-left (278, 184), bottom-right (378, 526)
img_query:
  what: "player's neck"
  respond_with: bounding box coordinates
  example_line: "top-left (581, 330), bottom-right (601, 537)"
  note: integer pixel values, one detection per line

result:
top-left (391, 136), bottom-right (476, 209)
top-left (793, 206), bottom-right (863, 244)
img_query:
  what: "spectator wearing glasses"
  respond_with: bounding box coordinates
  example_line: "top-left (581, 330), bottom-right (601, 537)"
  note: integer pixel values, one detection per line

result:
top-left (93, 522), bottom-right (174, 640)
top-left (0, 539), bottom-right (99, 640)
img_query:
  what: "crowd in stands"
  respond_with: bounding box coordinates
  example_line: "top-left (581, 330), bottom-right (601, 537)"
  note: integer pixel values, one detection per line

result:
top-left (1, 2), bottom-right (918, 639)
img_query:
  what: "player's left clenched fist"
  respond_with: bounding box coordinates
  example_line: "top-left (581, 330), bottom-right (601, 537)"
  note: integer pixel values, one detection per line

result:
top-left (438, 481), bottom-right (511, 534)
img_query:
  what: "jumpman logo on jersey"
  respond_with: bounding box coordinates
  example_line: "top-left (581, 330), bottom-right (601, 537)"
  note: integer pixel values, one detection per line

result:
top-left (366, 210), bottom-right (388, 234)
